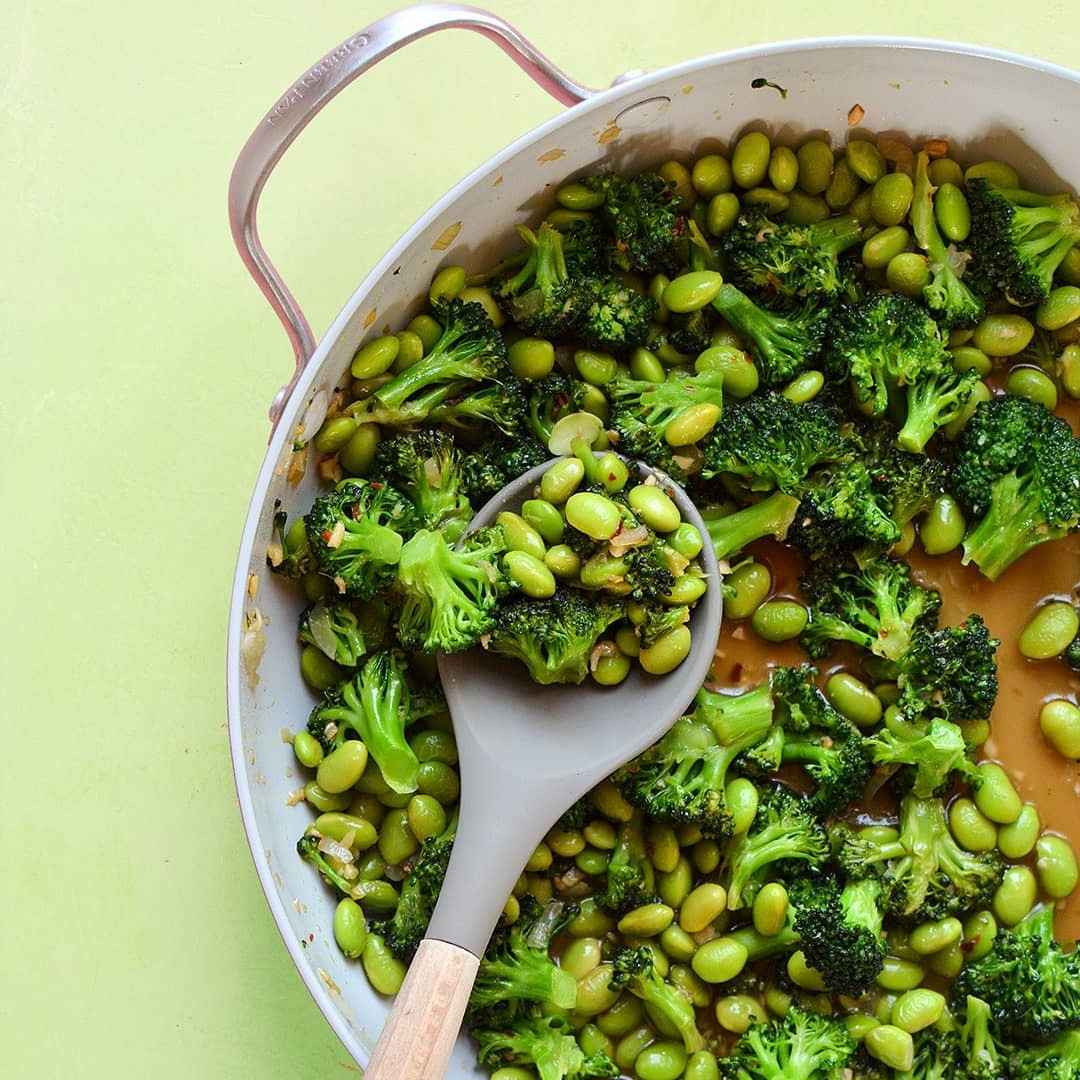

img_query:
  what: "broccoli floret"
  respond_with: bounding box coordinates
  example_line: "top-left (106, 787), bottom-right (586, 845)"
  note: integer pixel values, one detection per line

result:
top-left (667, 307), bottom-right (713, 356)
top-left (701, 391), bottom-right (846, 492)
top-left (578, 278), bottom-right (656, 350)
top-left (487, 589), bottom-right (624, 685)
top-left (866, 716), bottom-right (973, 798)
top-left (597, 812), bottom-right (656, 915)
top-left (958, 995), bottom-right (1008, 1080)
top-left (623, 538), bottom-right (677, 605)
top-left (780, 730), bottom-right (872, 817)
top-left (298, 600), bottom-right (367, 667)
top-left (586, 171), bottom-right (687, 274)
top-left (721, 1004), bottom-right (856, 1080)
top-left (903, 1027), bottom-right (967, 1080)
top-left (799, 556), bottom-right (942, 663)
top-left (953, 904), bottom-right (1080, 1044)
top-left (430, 378), bottom-right (529, 436)
top-left (952, 395), bottom-right (1080, 580)
top-left (722, 208), bottom-right (863, 299)
top-left (304, 479), bottom-right (416, 599)
top-left (556, 798), bottom-right (589, 832)
top-left (968, 178), bottom-right (1080, 304)
top-left (1005, 1029), bottom-right (1080, 1080)
top-left (473, 1013), bottom-right (618, 1080)
top-left (372, 298), bottom-right (508, 411)
top-left (911, 151), bottom-right (985, 327)
top-left (704, 490), bottom-right (802, 560)
top-left (835, 794), bottom-right (1004, 922)
top-left (790, 876), bottom-right (886, 996)
top-left (308, 651), bottom-right (421, 793)
top-left (897, 363), bottom-right (980, 454)
top-left (721, 787), bottom-right (830, 910)
top-left (711, 283), bottom-right (827, 385)
top-left (525, 370), bottom-right (576, 444)
top-left (693, 678), bottom-right (777, 746)
top-left (384, 811), bottom-right (457, 958)
top-left (395, 527), bottom-right (505, 654)
top-left (609, 368), bottom-right (725, 451)
top-left (460, 433), bottom-right (549, 503)
top-left (638, 604), bottom-right (690, 648)
top-left (268, 508), bottom-right (314, 578)
top-left (370, 429), bottom-right (471, 537)
top-left (1065, 628), bottom-right (1080, 672)
top-left (862, 427), bottom-right (949, 527)
top-left (297, 832), bottom-right (366, 899)
top-left (497, 223), bottom-right (585, 338)
top-left (610, 946), bottom-right (705, 1054)
top-left (895, 615), bottom-right (1000, 725)
top-left (468, 897), bottom-right (578, 1017)
top-left (769, 664), bottom-right (852, 735)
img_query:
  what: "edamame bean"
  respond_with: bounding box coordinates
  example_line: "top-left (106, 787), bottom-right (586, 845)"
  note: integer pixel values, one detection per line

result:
top-left (317, 741), bottom-right (369, 794)
top-left (845, 1014), bottom-right (880, 1041)
top-left (544, 545), bottom-right (580, 579)
top-left (767, 146), bottom-right (799, 193)
top-left (1007, 366), bottom-right (1058, 410)
top-left (826, 673), bottom-right (883, 728)
top-left (304, 781), bottom-right (351, 813)
top-left (951, 345), bottom-right (991, 376)
top-left (668, 523), bottom-right (703, 560)
top-left (508, 337), bottom-right (555, 380)
top-left (782, 370), bottom-right (824, 403)
top-left (692, 154), bottom-right (733, 197)
top-left (415, 761), bottom-right (459, 805)
top-left (665, 572), bottom-right (706, 605)
top-left (496, 511), bottom-right (547, 561)
top-left (797, 139), bottom-right (834, 195)
top-left (659, 925), bottom-right (696, 963)
top-left (963, 910), bottom-right (998, 962)
top-left (724, 560), bottom-right (771, 620)
top-left (826, 158), bottom-right (861, 210)
top-left (685, 1050), bottom-right (720, 1080)
top-left (732, 132), bottom-right (771, 189)
top-left (727, 778), bottom-right (758, 835)
top-left (1040, 700), bottom-right (1080, 759)
top-left (458, 286), bottom-right (503, 327)
top-left (576, 963), bottom-right (620, 1017)
top-left (429, 265), bottom-right (467, 307)
top-left (862, 225), bottom-right (910, 269)
top-left (996, 803), bottom-right (1040, 859)
top-left (314, 415), bottom-right (358, 454)
top-left (782, 191), bottom-right (828, 225)
top-left (639, 626), bottom-right (692, 675)
top-left (751, 599), bottom-right (808, 643)
top-left (663, 271), bottom-right (724, 314)
top-left (972, 763), bottom-right (1022, 825)
top-left (406, 794), bottom-right (446, 842)
top-left (1037, 285), bottom-right (1080, 331)
top-left (646, 822), bottom-right (680, 874)
top-left (965, 160), bottom-right (1020, 189)
top-left (577, 1023), bottom-right (613, 1060)
top-left (521, 499), bottom-right (564, 545)
top-left (871, 173), bottom-right (914, 226)
top-left (752, 883), bottom-right (789, 936)
top-left (876, 956), bottom-right (924, 991)
top-left (556, 181), bottom-right (606, 211)
top-left (928, 157), bottom-right (964, 186)
top-left (411, 729), bottom-right (458, 765)
top-left (706, 192), bottom-right (741, 236)
top-left (592, 780), bottom-right (634, 823)
top-left (315, 813), bottom-right (378, 851)
top-left (293, 730), bottom-right (324, 769)
top-left (351, 335), bottom-right (399, 379)
top-left (787, 951), bottom-right (826, 991)
top-left (631, 346), bottom-right (666, 383)
top-left (764, 988), bottom-right (792, 1017)
top-left (892, 988), bottom-right (945, 1034)
top-left (659, 160), bottom-right (695, 208)
top-left (692, 937), bottom-right (748, 983)
top-left (696, 345), bottom-right (759, 397)
top-left (615, 1027), bottom-right (656, 1073)
top-left (403, 315), bottom-right (440, 355)
top-left (377, 808), bottom-right (418, 866)
top-left (679, 883), bottom-right (728, 933)
top-left (993, 866), bottom-right (1037, 926)
top-left (1019, 602), bottom-right (1079, 660)
top-left (490, 1070), bottom-right (534, 1080)
top-left (921, 494), bottom-right (966, 555)
top-left (393, 330), bottom-right (424, 371)
top-left (593, 649), bottom-right (631, 686)
top-left (850, 188), bottom-right (875, 225)
top-left (362, 934), bottom-right (406, 995)
top-left (575, 847), bottom-right (610, 876)
top-left (847, 140), bottom-right (887, 184)
top-left (301, 644), bottom-right (347, 692)
top-left (339, 422), bottom-right (380, 476)
top-left (909, 916), bottom-right (962, 955)
top-left (598, 994), bottom-right (644, 1037)
top-left (690, 840), bottom-right (719, 877)
top-left (949, 798), bottom-right (998, 852)
top-left (618, 903), bottom-right (675, 937)
top-left (865, 1025), bottom-right (914, 1072)
top-left (574, 348), bottom-right (617, 387)
top-left (973, 313), bottom-right (1034, 357)
top-left (628, 484), bottom-right (681, 533)
top-left (560, 936), bottom-right (603, 981)
top-left (743, 187), bottom-right (790, 214)
top-left (635, 1041), bottom-right (687, 1080)
top-left (505, 550), bottom-right (557, 598)
top-left (1060, 247), bottom-right (1080, 285)
top-left (715, 995), bottom-right (767, 1035)
top-left (934, 182), bottom-right (971, 242)
top-left (541, 458), bottom-right (585, 505)
top-left (886, 252), bottom-right (931, 298)
top-left (565, 492), bottom-right (621, 540)
top-left (596, 452), bottom-right (629, 493)
top-left (333, 897), bottom-right (368, 958)
top-left (1036, 834), bottom-right (1079, 899)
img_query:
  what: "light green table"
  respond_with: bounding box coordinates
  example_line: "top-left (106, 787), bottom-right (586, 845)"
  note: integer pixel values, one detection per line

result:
top-left (2, 1), bottom-right (1073, 1075)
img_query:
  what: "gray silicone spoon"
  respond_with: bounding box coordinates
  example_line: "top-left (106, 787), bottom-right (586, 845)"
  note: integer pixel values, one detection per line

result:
top-left (365, 457), bottom-right (722, 1080)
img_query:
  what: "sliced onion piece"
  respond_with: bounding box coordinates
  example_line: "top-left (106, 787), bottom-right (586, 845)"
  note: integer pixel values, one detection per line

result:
top-left (548, 412), bottom-right (603, 455)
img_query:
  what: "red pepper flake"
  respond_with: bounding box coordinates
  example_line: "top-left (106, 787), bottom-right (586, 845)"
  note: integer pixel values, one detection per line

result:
top-left (321, 530), bottom-right (333, 542)
top-left (308, 933), bottom-right (315, 942)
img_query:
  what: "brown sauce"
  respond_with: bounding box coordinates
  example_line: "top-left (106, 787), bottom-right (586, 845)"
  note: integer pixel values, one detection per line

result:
top-left (707, 397), bottom-right (1080, 938)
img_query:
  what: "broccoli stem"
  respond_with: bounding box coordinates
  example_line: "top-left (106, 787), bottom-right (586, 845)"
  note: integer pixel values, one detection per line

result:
top-left (727, 921), bottom-right (799, 961)
top-left (705, 491), bottom-right (801, 560)
top-left (695, 683), bottom-right (775, 747)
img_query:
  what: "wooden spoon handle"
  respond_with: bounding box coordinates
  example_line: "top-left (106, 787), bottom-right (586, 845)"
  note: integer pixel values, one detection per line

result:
top-left (365, 938), bottom-right (480, 1080)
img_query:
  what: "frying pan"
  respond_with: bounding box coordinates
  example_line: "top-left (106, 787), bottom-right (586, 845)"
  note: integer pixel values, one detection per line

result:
top-left (225, 4), bottom-right (1080, 1071)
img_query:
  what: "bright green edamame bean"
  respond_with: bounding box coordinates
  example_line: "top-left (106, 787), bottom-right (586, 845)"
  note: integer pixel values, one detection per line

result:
top-left (556, 181), bottom-right (605, 211)
top-left (317, 741), bottom-right (368, 794)
top-left (949, 798), bottom-right (997, 852)
top-left (574, 348), bottom-right (617, 386)
top-left (618, 903), bottom-right (674, 937)
top-left (540, 458), bottom-right (585, 505)
top-left (862, 225), bottom-right (910, 269)
top-left (594, 451), bottom-right (628, 494)
top-left (333, 897), bottom-right (368, 958)
top-left (668, 523), bottom-right (703, 560)
top-left (871, 172), bottom-right (914, 226)
top-left (892, 989), bottom-right (945, 1034)
top-left (521, 499), bottom-right (565, 544)
top-left (362, 934), bottom-right (406, 995)
top-left (826, 157), bottom-right (861, 210)
top-left (963, 910), bottom-right (997, 961)
top-left (973, 313), bottom-right (1034, 357)
top-left (314, 813), bottom-right (378, 851)
top-left (579, 551), bottom-right (627, 590)
top-left (314, 415), bottom-right (358, 454)
top-left (565, 492), bottom-right (621, 540)
top-left (612, 627), bottom-right (639, 660)
top-left (406, 794), bottom-right (446, 842)
top-left (663, 271), bottom-right (724, 314)
top-left (796, 139), bottom-right (834, 195)
top-left (706, 192), bottom-right (741, 236)
top-left (410, 728), bottom-right (457, 764)
top-left (876, 955), bottom-right (924, 991)
top-left (865, 1025), bottom-right (914, 1072)
top-left (886, 252), bottom-right (931, 298)
top-left (724, 560), bottom-right (771, 620)
top-left (490, 1070), bottom-right (534, 1080)
top-left (429, 265), bottom-right (466, 307)
top-left (993, 866), bottom-right (1037, 926)
top-left (496, 511), bottom-right (546, 560)
top-left (928, 157), bottom-right (964, 186)
top-left (597, 994), bottom-right (644, 1036)
top-left (692, 154), bottom-right (733, 197)
top-left (576, 963), bottom-right (620, 1017)
top-left (826, 673), bottom-right (883, 728)
top-left (1036, 834), bottom-right (1079, 899)
top-left (1037, 285), bottom-right (1080, 330)
top-left (783, 191), bottom-right (830, 225)
top-left (351, 335), bottom-right (399, 379)
top-left (767, 146), bottom-right (799, 193)
top-left (909, 916), bottom-right (962, 955)
top-left (293, 730), bottom-right (324, 769)
top-left (787, 951), bottom-right (826, 991)
top-left (1040, 700), bottom-right (1080, 759)
top-left (743, 187), bottom-right (789, 214)
top-left (647, 822), bottom-right (680, 873)
top-left (847, 140), bottom-right (886, 184)
top-left (752, 882), bottom-right (789, 937)
top-left (751, 600), bottom-right (808, 643)
top-left (659, 925), bottom-right (696, 962)
top-left (685, 1050), bottom-right (720, 1080)
top-left (614, 1027), bottom-right (656, 1073)
top-left (696, 345), bottom-right (759, 397)
top-left (393, 330), bottom-right (424, 372)
top-left (732, 132), bottom-right (771, 189)
top-left (965, 160), bottom-right (1020, 189)
top-left (664, 570), bottom-right (705, 604)
top-left (727, 778), bottom-right (758, 835)
top-left (639, 626), bottom-right (692, 675)
top-left (628, 484), bottom-right (681, 533)
top-left (1020, 602), bottom-right (1079, 660)
top-left (715, 995), bottom-right (767, 1035)
top-left (998, 803), bottom-right (1040, 858)
top-left (973, 762), bottom-right (1022, 824)
top-left (782, 369), bottom-right (824, 403)
top-left (845, 1014), bottom-right (880, 1041)
top-left (630, 346), bottom-right (665, 382)
top-left (544, 545), bottom-right (580, 579)
top-left (679, 883), bottom-right (727, 933)
top-left (578, 1023), bottom-right (613, 1060)
top-left (301, 644), bottom-right (346, 692)
top-left (593, 648), bottom-right (631, 687)
top-left (849, 187), bottom-right (874, 225)
top-left (575, 847), bottom-right (611, 876)
top-left (921, 494), bottom-right (966, 555)
top-left (458, 286), bottom-right (503, 327)
top-left (304, 781), bottom-right (351, 813)
top-left (764, 987), bottom-right (792, 1017)
top-left (561, 936), bottom-right (603, 980)
top-left (547, 826), bottom-right (585, 858)
top-left (692, 937), bottom-right (748, 983)
top-left (377, 808), bottom-right (418, 866)
top-left (339, 423), bottom-right (380, 476)
top-left (934, 182), bottom-right (971, 242)
top-left (568, 899), bottom-right (616, 939)
top-left (508, 337), bottom-right (555, 380)
top-left (1007, 366), bottom-right (1058, 410)
top-left (416, 760), bottom-right (459, 804)
top-left (951, 345), bottom-right (991, 376)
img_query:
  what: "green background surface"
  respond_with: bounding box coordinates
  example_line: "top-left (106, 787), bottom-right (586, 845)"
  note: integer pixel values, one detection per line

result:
top-left (1, 0), bottom-right (1075, 1075)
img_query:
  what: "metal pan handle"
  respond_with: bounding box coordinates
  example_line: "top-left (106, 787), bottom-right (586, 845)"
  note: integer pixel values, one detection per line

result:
top-left (228, 3), bottom-right (595, 433)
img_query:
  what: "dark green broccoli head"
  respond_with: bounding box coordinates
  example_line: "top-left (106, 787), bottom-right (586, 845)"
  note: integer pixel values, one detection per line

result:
top-left (371, 429), bottom-right (471, 536)
top-left (497, 223), bottom-right (583, 339)
top-left (958, 995), bottom-right (1008, 1080)
top-left (431, 378), bottom-right (529, 437)
top-left (623, 539), bottom-right (677, 605)
top-left (721, 1004), bottom-right (856, 1080)
top-left (304, 479), bottom-right (417, 599)
top-left (861, 425), bottom-right (949, 526)
top-left (769, 664), bottom-right (851, 736)
top-left (952, 395), bottom-right (1080, 580)
top-left (597, 813), bottom-right (656, 915)
top-left (610, 368), bottom-right (725, 452)
top-left (460, 433), bottom-right (548, 504)
top-left (525, 369), bottom-right (575, 443)
top-left (780, 730), bottom-right (872, 818)
top-left (298, 599), bottom-right (367, 667)
top-left (578, 277), bottom-right (656, 350)
top-left (609, 945), bottom-right (705, 1054)
top-left (1064, 630), bottom-right (1080, 673)
top-left (585, 171), bottom-right (687, 274)
top-left (473, 1012), bottom-right (618, 1080)
top-left (1005, 1029), bottom-right (1080, 1080)
top-left (666, 307), bottom-right (713, 356)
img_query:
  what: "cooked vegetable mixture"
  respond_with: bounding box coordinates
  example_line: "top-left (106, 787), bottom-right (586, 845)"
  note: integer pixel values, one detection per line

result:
top-left (271, 128), bottom-right (1080, 1079)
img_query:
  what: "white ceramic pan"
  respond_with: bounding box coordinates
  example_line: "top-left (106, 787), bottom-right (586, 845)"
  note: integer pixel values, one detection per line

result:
top-left (226, 4), bottom-right (1080, 1071)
